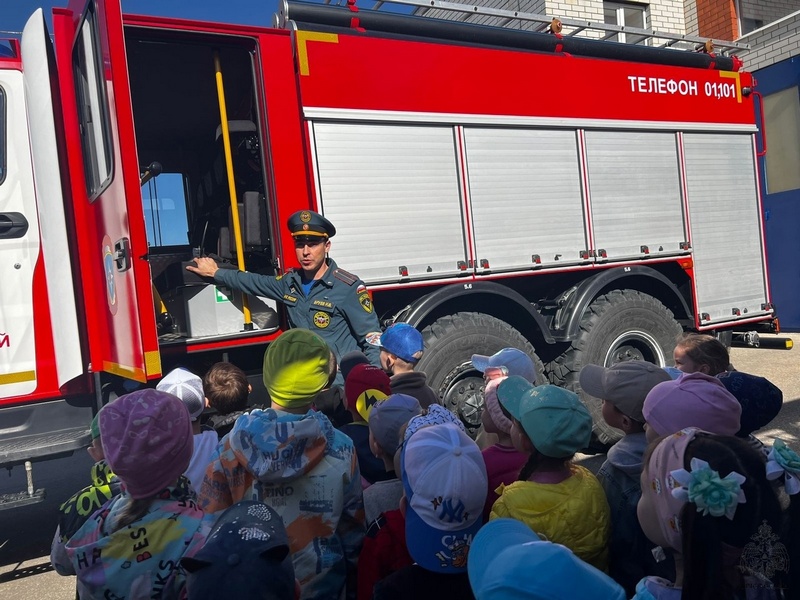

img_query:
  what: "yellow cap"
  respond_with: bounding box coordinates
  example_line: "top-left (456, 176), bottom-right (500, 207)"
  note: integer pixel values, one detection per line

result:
top-left (263, 329), bottom-right (331, 409)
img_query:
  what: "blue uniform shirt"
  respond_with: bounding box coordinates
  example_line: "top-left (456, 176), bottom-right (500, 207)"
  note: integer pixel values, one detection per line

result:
top-left (214, 258), bottom-right (381, 383)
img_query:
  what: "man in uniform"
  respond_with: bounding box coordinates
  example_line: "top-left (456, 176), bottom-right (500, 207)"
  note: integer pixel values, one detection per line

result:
top-left (187, 210), bottom-right (381, 385)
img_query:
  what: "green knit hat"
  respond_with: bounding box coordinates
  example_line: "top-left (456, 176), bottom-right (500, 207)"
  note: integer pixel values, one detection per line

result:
top-left (263, 329), bottom-right (331, 409)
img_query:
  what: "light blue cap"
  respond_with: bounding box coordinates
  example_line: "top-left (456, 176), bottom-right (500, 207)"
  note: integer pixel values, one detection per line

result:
top-left (468, 519), bottom-right (626, 600)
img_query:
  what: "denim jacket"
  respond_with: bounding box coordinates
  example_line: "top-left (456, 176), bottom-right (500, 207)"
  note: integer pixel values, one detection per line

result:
top-left (597, 432), bottom-right (674, 596)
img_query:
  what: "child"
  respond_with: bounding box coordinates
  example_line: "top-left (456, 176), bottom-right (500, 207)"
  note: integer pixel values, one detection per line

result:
top-left (471, 347), bottom-right (538, 384)
top-left (158, 367), bottom-right (218, 493)
top-left (491, 377), bottom-right (610, 572)
top-left (358, 394), bottom-right (423, 599)
top-left (373, 323), bottom-right (438, 408)
top-left (579, 361), bottom-right (673, 595)
top-left (340, 363), bottom-right (393, 486)
top-left (472, 348), bottom-right (539, 451)
top-left (51, 389), bottom-right (204, 599)
top-left (717, 370), bottom-right (784, 453)
top-left (372, 422), bottom-right (487, 599)
top-left (636, 428), bottom-right (785, 598)
top-left (314, 349), bottom-right (352, 428)
top-left (478, 376), bottom-right (527, 520)
top-left (182, 501), bottom-right (299, 600)
top-left (51, 413), bottom-right (122, 566)
top-left (468, 518), bottom-right (626, 599)
top-left (198, 329), bottom-right (364, 600)
top-left (673, 332), bottom-right (731, 375)
top-left (364, 393), bottom-right (423, 523)
top-left (203, 361), bottom-right (252, 438)
top-left (643, 371), bottom-right (742, 442)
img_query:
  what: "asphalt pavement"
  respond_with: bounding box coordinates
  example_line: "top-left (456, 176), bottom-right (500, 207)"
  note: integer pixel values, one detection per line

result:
top-left (0, 332), bottom-right (797, 598)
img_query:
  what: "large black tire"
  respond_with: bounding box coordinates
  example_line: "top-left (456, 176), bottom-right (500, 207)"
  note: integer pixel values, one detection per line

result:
top-left (547, 290), bottom-right (682, 445)
top-left (417, 312), bottom-right (545, 437)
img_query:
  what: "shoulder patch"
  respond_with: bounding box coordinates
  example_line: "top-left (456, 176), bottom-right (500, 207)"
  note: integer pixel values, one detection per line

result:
top-left (359, 292), bottom-right (373, 313)
top-left (366, 513), bottom-right (387, 538)
top-left (333, 268), bottom-right (358, 286)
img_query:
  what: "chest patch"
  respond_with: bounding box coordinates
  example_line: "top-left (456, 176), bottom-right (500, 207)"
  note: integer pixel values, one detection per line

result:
top-left (313, 311), bottom-right (331, 329)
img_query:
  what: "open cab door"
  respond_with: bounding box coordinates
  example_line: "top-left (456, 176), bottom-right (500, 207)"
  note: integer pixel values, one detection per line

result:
top-left (58, 0), bottom-right (160, 382)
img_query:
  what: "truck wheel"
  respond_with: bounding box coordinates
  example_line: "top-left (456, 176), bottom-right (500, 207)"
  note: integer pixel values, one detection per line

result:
top-left (417, 312), bottom-right (545, 437)
top-left (547, 290), bottom-right (682, 445)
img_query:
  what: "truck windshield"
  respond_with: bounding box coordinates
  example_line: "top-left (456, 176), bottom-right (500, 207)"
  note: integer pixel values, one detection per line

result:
top-left (142, 172), bottom-right (189, 247)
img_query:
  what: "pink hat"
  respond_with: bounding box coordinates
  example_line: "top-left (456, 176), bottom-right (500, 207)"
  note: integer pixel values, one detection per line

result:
top-left (99, 389), bottom-right (194, 499)
top-left (641, 428), bottom-right (699, 552)
top-left (483, 377), bottom-right (513, 435)
top-left (643, 372), bottom-right (741, 437)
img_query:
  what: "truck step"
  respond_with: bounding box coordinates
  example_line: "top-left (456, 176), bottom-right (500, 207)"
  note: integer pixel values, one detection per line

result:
top-left (0, 488), bottom-right (46, 510)
top-left (0, 426), bottom-right (91, 466)
top-left (0, 400), bottom-right (93, 468)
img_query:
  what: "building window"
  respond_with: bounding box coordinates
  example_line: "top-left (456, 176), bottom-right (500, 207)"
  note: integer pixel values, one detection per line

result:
top-left (763, 86), bottom-right (800, 194)
top-left (604, 2), bottom-right (649, 44)
top-left (740, 18), bottom-right (764, 35)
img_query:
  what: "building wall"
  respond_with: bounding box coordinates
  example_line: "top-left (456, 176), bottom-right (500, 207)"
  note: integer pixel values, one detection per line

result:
top-left (684, 0), bottom-right (699, 35)
top-left (739, 11), bottom-right (800, 70)
top-left (421, 0), bottom-right (684, 41)
top-left (739, 0), bottom-right (800, 29)
top-left (695, 0), bottom-right (737, 40)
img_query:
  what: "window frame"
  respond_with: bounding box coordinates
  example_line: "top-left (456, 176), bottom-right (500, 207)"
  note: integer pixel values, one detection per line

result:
top-left (604, 1), bottom-right (650, 45)
top-left (72, 1), bottom-right (114, 202)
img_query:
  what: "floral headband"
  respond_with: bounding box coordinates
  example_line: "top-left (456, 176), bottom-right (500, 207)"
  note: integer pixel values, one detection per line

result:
top-left (671, 458), bottom-right (746, 520)
top-left (766, 439), bottom-right (800, 495)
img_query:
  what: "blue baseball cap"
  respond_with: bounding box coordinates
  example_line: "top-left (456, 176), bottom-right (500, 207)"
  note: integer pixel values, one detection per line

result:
top-left (471, 348), bottom-right (537, 383)
top-left (468, 518), bottom-right (626, 600)
top-left (497, 377), bottom-right (592, 458)
top-left (371, 323), bottom-right (424, 363)
top-left (401, 423), bottom-right (487, 573)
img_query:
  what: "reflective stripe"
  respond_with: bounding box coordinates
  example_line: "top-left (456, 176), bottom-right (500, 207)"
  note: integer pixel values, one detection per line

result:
top-left (0, 370), bottom-right (36, 385)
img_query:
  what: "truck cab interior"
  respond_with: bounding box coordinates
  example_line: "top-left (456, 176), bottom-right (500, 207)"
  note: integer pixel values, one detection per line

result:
top-left (124, 27), bottom-right (279, 341)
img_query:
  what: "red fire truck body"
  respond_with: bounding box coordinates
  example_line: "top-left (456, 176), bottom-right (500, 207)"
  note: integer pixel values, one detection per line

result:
top-left (0, 0), bottom-right (774, 505)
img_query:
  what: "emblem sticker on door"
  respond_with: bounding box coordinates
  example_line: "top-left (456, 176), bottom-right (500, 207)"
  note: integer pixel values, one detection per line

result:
top-left (102, 235), bottom-right (117, 315)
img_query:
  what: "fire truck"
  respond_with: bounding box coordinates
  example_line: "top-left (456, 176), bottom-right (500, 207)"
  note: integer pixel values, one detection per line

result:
top-left (0, 0), bottom-right (775, 506)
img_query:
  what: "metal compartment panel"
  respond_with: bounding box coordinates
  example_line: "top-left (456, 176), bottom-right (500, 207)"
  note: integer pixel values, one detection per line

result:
top-left (464, 128), bottom-right (587, 270)
top-left (683, 133), bottom-right (768, 323)
top-left (311, 122), bottom-right (467, 283)
top-left (585, 131), bottom-right (686, 259)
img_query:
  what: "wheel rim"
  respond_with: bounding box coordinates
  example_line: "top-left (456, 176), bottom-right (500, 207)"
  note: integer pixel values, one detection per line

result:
top-left (438, 360), bottom-right (485, 431)
top-left (603, 330), bottom-right (667, 366)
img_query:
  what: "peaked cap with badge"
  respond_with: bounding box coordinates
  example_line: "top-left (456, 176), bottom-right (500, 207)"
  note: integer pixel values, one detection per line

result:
top-left (287, 210), bottom-right (336, 240)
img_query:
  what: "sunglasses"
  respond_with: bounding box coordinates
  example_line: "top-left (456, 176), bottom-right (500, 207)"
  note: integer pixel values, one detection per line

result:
top-left (293, 238), bottom-right (325, 249)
